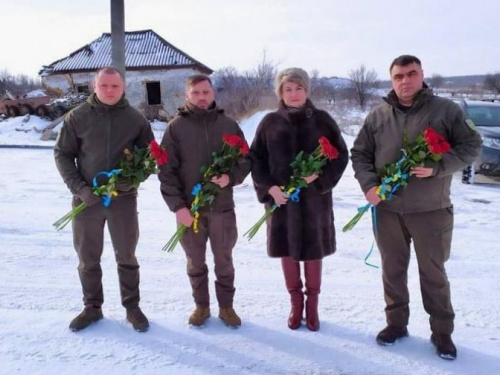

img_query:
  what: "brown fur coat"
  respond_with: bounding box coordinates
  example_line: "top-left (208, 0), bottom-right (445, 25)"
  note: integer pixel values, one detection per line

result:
top-left (250, 100), bottom-right (348, 261)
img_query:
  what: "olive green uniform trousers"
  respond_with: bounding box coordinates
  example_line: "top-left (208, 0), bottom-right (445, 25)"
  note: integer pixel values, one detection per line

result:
top-left (180, 210), bottom-right (238, 309)
top-left (72, 194), bottom-right (141, 309)
top-left (375, 206), bottom-right (455, 335)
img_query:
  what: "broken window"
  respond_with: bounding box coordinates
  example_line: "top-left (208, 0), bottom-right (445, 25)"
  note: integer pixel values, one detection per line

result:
top-left (146, 81), bottom-right (161, 105)
top-left (75, 84), bottom-right (90, 95)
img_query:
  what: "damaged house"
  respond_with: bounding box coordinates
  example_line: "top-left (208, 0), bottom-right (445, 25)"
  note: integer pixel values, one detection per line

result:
top-left (39, 29), bottom-right (213, 119)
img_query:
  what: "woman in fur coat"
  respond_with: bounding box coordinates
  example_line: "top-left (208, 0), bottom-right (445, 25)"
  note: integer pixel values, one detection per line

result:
top-left (250, 68), bottom-right (348, 331)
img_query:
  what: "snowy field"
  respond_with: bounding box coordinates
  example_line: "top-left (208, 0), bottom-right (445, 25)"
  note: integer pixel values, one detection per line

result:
top-left (0, 114), bottom-right (499, 374)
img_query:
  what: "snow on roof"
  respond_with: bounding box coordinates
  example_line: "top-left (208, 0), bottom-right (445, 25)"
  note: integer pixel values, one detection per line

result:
top-left (26, 89), bottom-right (48, 98)
top-left (39, 29), bottom-right (213, 76)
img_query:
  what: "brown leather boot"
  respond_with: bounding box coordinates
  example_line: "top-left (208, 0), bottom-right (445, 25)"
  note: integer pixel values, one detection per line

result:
top-left (126, 307), bottom-right (149, 332)
top-left (219, 307), bottom-right (242, 328)
top-left (282, 257), bottom-right (304, 330)
top-left (188, 305), bottom-right (211, 326)
top-left (69, 306), bottom-right (103, 332)
top-left (304, 260), bottom-right (322, 331)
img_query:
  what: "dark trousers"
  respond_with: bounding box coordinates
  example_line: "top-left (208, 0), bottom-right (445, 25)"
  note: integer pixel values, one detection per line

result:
top-left (375, 207), bottom-right (455, 334)
top-left (72, 194), bottom-right (141, 310)
top-left (180, 210), bottom-right (238, 308)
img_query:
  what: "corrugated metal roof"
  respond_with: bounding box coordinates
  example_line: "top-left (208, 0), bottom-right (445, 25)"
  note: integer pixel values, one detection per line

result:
top-left (40, 29), bottom-right (212, 75)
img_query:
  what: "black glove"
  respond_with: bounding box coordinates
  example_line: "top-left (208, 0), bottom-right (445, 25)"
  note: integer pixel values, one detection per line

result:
top-left (115, 177), bottom-right (135, 192)
top-left (75, 186), bottom-right (101, 207)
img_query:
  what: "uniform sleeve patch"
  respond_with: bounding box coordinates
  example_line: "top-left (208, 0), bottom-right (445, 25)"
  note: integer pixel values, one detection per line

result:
top-left (465, 119), bottom-right (477, 131)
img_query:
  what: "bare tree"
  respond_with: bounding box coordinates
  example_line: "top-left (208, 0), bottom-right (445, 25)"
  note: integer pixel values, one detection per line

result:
top-left (0, 69), bottom-right (40, 96)
top-left (309, 69), bottom-right (323, 102)
top-left (309, 69), bottom-right (320, 81)
top-left (348, 64), bottom-right (379, 110)
top-left (212, 66), bottom-right (240, 118)
top-left (212, 53), bottom-right (278, 120)
top-left (252, 51), bottom-right (277, 91)
top-left (323, 80), bottom-right (337, 105)
top-left (429, 74), bottom-right (444, 89)
top-left (213, 66), bottom-right (240, 90)
top-left (0, 69), bottom-right (13, 95)
top-left (309, 71), bottom-right (337, 106)
top-left (484, 73), bottom-right (500, 95)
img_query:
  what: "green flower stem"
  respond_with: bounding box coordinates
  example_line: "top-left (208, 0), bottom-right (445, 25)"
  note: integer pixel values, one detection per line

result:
top-left (341, 203), bottom-right (371, 232)
top-left (162, 224), bottom-right (188, 252)
top-left (52, 202), bottom-right (87, 231)
top-left (244, 204), bottom-right (277, 241)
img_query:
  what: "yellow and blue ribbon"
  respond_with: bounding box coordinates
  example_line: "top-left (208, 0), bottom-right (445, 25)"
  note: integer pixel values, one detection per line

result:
top-left (190, 183), bottom-right (204, 233)
top-left (289, 187), bottom-right (301, 202)
top-left (92, 169), bottom-right (121, 207)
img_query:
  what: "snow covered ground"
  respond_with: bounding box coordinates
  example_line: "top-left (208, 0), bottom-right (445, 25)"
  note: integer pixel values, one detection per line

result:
top-left (0, 113), bottom-right (499, 374)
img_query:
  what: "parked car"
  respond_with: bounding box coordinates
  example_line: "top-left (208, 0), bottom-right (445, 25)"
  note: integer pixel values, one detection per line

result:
top-left (453, 99), bottom-right (500, 184)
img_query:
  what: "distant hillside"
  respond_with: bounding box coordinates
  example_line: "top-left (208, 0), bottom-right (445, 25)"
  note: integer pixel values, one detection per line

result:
top-left (326, 76), bottom-right (352, 88)
top-left (439, 75), bottom-right (487, 88)
top-left (379, 74), bottom-right (488, 89)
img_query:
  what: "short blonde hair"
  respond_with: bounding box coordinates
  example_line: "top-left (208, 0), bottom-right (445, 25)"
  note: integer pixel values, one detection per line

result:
top-left (274, 67), bottom-right (311, 99)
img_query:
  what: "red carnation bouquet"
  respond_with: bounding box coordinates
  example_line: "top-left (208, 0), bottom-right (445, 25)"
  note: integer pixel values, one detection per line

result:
top-left (244, 136), bottom-right (339, 241)
top-left (53, 140), bottom-right (168, 230)
top-left (422, 127), bottom-right (451, 154)
top-left (342, 127), bottom-right (451, 232)
top-left (162, 134), bottom-right (250, 252)
top-left (119, 140), bottom-right (169, 188)
top-left (201, 134), bottom-right (250, 178)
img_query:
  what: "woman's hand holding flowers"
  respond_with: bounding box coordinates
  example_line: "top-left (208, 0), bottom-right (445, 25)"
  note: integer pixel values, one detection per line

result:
top-left (302, 173), bottom-right (319, 184)
top-left (268, 185), bottom-right (289, 207)
top-left (245, 137), bottom-right (340, 241)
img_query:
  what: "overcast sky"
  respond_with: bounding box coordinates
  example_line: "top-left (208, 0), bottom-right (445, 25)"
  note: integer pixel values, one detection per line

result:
top-left (1, 0), bottom-right (498, 80)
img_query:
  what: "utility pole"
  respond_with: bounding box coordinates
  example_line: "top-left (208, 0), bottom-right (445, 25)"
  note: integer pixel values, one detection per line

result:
top-left (110, 0), bottom-right (126, 80)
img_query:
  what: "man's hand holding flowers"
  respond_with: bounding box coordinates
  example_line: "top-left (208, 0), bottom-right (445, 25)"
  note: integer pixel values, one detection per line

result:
top-left (114, 177), bottom-right (135, 192)
top-left (365, 186), bottom-right (382, 206)
top-left (176, 207), bottom-right (194, 227)
top-left (343, 127), bottom-right (451, 232)
top-left (75, 186), bottom-right (101, 207)
top-left (211, 174), bottom-right (230, 188)
top-left (162, 134), bottom-right (250, 252)
top-left (406, 127), bottom-right (451, 179)
top-left (410, 166), bottom-right (433, 178)
top-left (54, 140), bottom-right (168, 231)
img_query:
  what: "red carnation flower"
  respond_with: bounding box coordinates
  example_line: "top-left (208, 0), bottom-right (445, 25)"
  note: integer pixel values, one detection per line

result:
top-left (239, 141), bottom-right (250, 156)
top-left (222, 134), bottom-right (249, 156)
top-left (439, 141), bottom-right (451, 154)
top-left (222, 134), bottom-right (243, 148)
top-left (424, 128), bottom-right (451, 155)
top-left (424, 128), bottom-right (439, 145)
top-left (319, 136), bottom-right (339, 160)
top-left (149, 140), bottom-right (169, 165)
